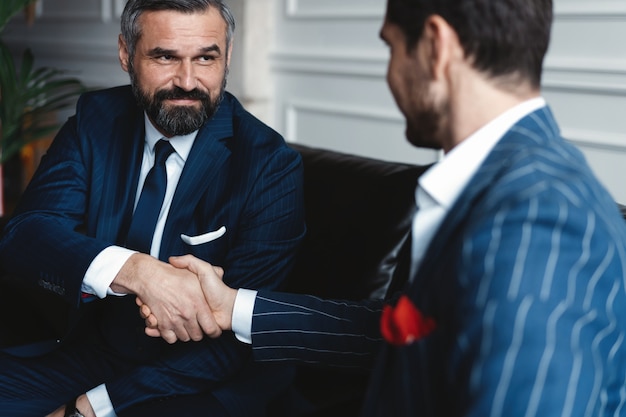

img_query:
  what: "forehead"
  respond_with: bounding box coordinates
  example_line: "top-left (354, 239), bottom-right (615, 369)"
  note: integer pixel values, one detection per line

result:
top-left (137, 8), bottom-right (227, 48)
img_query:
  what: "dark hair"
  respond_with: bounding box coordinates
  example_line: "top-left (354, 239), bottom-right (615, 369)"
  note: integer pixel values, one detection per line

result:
top-left (385, 0), bottom-right (553, 87)
top-left (121, 0), bottom-right (235, 61)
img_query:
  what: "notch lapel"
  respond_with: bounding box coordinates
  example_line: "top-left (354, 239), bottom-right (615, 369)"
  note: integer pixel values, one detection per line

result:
top-left (93, 110), bottom-right (145, 245)
top-left (406, 107), bottom-right (558, 299)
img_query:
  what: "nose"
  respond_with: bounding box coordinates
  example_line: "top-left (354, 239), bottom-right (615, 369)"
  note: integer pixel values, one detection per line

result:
top-left (174, 60), bottom-right (197, 91)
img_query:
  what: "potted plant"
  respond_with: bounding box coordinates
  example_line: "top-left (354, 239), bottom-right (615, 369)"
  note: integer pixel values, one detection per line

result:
top-left (0, 0), bottom-right (86, 215)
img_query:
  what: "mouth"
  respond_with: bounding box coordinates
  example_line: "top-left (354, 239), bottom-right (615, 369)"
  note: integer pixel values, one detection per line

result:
top-left (164, 98), bottom-right (201, 106)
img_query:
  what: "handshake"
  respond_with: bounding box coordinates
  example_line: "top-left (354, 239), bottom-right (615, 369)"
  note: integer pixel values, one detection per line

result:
top-left (135, 255), bottom-right (237, 344)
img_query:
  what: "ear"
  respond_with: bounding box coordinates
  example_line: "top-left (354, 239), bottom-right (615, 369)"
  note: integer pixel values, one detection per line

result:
top-left (118, 34), bottom-right (130, 73)
top-left (226, 39), bottom-right (234, 68)
top-left (421, 15), bottom-right (461, 81)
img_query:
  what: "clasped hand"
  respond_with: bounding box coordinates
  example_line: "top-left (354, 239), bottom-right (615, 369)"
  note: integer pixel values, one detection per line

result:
top-left (135, 254), bottom-right (237, 343)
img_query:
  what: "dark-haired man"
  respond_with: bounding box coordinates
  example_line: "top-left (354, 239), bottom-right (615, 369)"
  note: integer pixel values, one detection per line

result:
top-left (0, 0), bottom-right (304, 416)
top-left (143, 0), bottom-right (626, 415)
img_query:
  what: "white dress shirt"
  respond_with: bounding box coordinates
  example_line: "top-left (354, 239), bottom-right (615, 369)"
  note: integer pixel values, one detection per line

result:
top-left (231, 97), bottom-right (547, 344)
top-left (84, 114), bottom-right (197, 417)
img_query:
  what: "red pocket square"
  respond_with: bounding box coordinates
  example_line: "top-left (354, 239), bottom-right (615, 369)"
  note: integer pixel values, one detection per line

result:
top-left (380, 295), bottom-right (436, 346)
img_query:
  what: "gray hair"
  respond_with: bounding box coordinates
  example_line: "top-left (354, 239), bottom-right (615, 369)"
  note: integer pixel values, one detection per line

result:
top-left (120, 0), bottom-right (235, 61)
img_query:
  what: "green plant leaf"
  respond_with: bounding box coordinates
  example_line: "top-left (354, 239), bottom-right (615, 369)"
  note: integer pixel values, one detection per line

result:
top-left (1, 1), bottom-right (88, 163)
top-left (18, 47), bottom-right (34, 88)
top-left (0, 0), bottom-right (37, 32)
top-left (0, 48), bottom-right (87, 163)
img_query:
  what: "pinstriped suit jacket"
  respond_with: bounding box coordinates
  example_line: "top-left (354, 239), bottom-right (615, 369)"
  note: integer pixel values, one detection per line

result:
top-left (0, 86), bottom-right (305, 410)
top-left (252, 106), bottom-right (626, 416)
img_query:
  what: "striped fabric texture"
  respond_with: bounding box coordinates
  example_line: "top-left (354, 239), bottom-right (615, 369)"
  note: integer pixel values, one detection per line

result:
top-left (253, 106), bottom-right (626, 417)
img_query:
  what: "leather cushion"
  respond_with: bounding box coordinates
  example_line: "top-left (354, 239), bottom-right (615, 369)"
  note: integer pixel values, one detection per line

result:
top-left (286, 144), bottom-right (429, 300)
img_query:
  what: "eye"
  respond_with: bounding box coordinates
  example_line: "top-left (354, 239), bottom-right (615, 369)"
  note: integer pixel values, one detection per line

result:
top-left (199, 55), bottom-right (217, 62)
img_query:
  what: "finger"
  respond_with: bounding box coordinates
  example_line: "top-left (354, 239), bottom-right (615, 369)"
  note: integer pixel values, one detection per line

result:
top-left (139, 303), bottom-right (152, 320)
top-left (186, 320), bottom-right (205, 342)
top-left (212, 266), bottom-right (224, 279)
top-left (145, 313), bottom-right (158, 329)
top-left (168, 319), bottom-right (193, 343)
top-left (135, 296), bottom-right (144, 307)
top-left (161, 329), bottom-right (179, 344)
top-left (139, 304), bottom-right (156, 320)
top-left (171, 254), bottom-right (209, 277)
top-left (145, 327), bottom-right (162, 338)
top-left (198, 310), bottom-right (222, 338)
top-left (168, 254), bottom-right (194, 269)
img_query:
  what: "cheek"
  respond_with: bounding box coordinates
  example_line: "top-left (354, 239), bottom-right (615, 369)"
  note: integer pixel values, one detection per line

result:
top-left (386, 64), bottom-right (410, 113)
top-left (200, 68), bottom-right (227, 91)
top-left (136, 62), bottom-right (175, 89)
top-left (386, 61), bottom-right (401, 100)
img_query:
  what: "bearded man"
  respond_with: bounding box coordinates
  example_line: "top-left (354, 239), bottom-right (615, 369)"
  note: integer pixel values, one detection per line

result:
top-left (0, 1), bottom-right (305, 416)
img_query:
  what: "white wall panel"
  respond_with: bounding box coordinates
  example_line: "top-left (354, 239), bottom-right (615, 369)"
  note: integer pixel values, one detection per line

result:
top-left (547, 2), bottom-right (626, 201)
top-left (271, 0), bottom-right (428, 165)
top-left (271, 0), bottom-right (626, 203)
top-left (285, 0), bottom-right (383, 18)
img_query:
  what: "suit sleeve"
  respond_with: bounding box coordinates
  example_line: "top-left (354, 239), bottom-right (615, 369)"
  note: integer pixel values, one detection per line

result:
top-left (449, 191), bottom-right (626, 416)
top-left (0, 115), bottom-right (109, 306)
top-left (251, 290), bottom-right (385, 370)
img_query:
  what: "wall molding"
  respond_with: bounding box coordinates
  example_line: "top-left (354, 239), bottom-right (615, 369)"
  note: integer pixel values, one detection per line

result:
top-left (284, 99), bottom-right (402, 141)
top-left (545, 57), bottom-right (626, 75)
top-left (564, 128), bottom-right (626, 152)
top-left (114, 0), bottom-right (125, 18)
top-left (4, 36), bottom-right (118, 58)
top-left (282, 101), bottom-right (626, 152)
top-left (555, 1), bottom-right (626, 19)
top-left (285, 0), bottom-right (383, 20)
top-left (272, 50), bottom-right (626, 96)
top-left (542, 79), bottom-right (626, 95)
top-left (36, 0), bottom-right (114, 23)
top-left (271, 50), bottom-right (387, 77)
top-left (285, 0), bottom-right (626, 20)
top-left (272, 51), bottom-right (626, 77)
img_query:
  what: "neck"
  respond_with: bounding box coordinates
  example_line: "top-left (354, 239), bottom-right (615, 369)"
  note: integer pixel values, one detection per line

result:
top-left (443, 72), bottom-right (540, 153)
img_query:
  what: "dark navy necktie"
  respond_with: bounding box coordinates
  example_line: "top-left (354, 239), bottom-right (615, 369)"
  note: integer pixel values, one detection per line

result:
top-left (126, 139), bottom-right (175, 254)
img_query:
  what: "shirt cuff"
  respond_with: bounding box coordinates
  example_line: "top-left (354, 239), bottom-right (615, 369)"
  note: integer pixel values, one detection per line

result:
top-left (232, 289), bottom-right (258, 344)
top-left (86, 384), bottom-right (117, 417)
top-left (82, 246), bottom-right (137, 298)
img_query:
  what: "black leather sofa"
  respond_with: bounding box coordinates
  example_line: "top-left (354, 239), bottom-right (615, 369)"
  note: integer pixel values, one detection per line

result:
top-left (2, 143), bottom-right (624, 416)
top-left (0, 143), bottom-right (428, 417)
top-left (271, 144), bottom-right (429, 417)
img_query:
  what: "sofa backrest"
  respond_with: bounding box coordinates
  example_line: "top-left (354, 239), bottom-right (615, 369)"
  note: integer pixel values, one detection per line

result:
top-left (285, 144), bottom-right (430, 301)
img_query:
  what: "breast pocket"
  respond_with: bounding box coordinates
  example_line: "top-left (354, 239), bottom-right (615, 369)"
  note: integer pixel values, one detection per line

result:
top-left (180, 226), bottom-right (227, 246)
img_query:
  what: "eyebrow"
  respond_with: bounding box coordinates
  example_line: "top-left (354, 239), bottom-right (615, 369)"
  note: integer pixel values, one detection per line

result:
top-left (147, 44), bottom-right (222, 57)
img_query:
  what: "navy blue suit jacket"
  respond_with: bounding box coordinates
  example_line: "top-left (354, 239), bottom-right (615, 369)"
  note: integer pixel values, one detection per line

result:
top-left (0, 86), bottom-right (305, 411)
top-left (250, 106), bottom-right (626, 416)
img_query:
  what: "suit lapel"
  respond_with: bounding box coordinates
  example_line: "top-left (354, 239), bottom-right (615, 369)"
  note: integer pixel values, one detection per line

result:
top-left (406, 106), bottom-right (559, 299)
top-left (94, 108), bottom-right (145, 245)
top-left (159, 98), bottom-right (235, 259)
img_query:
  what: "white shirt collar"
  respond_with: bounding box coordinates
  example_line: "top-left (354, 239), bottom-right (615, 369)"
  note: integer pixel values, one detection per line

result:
top-left (144, 113), bottom-right (197, 161)
top-left (418, 97), bottom-right (546, 209)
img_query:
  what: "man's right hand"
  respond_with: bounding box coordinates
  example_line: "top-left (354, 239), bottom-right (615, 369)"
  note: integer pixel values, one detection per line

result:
top-left (112, 253), bottom-right (221, 343)
top-left (138, 255), bottom-right (237, 340)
